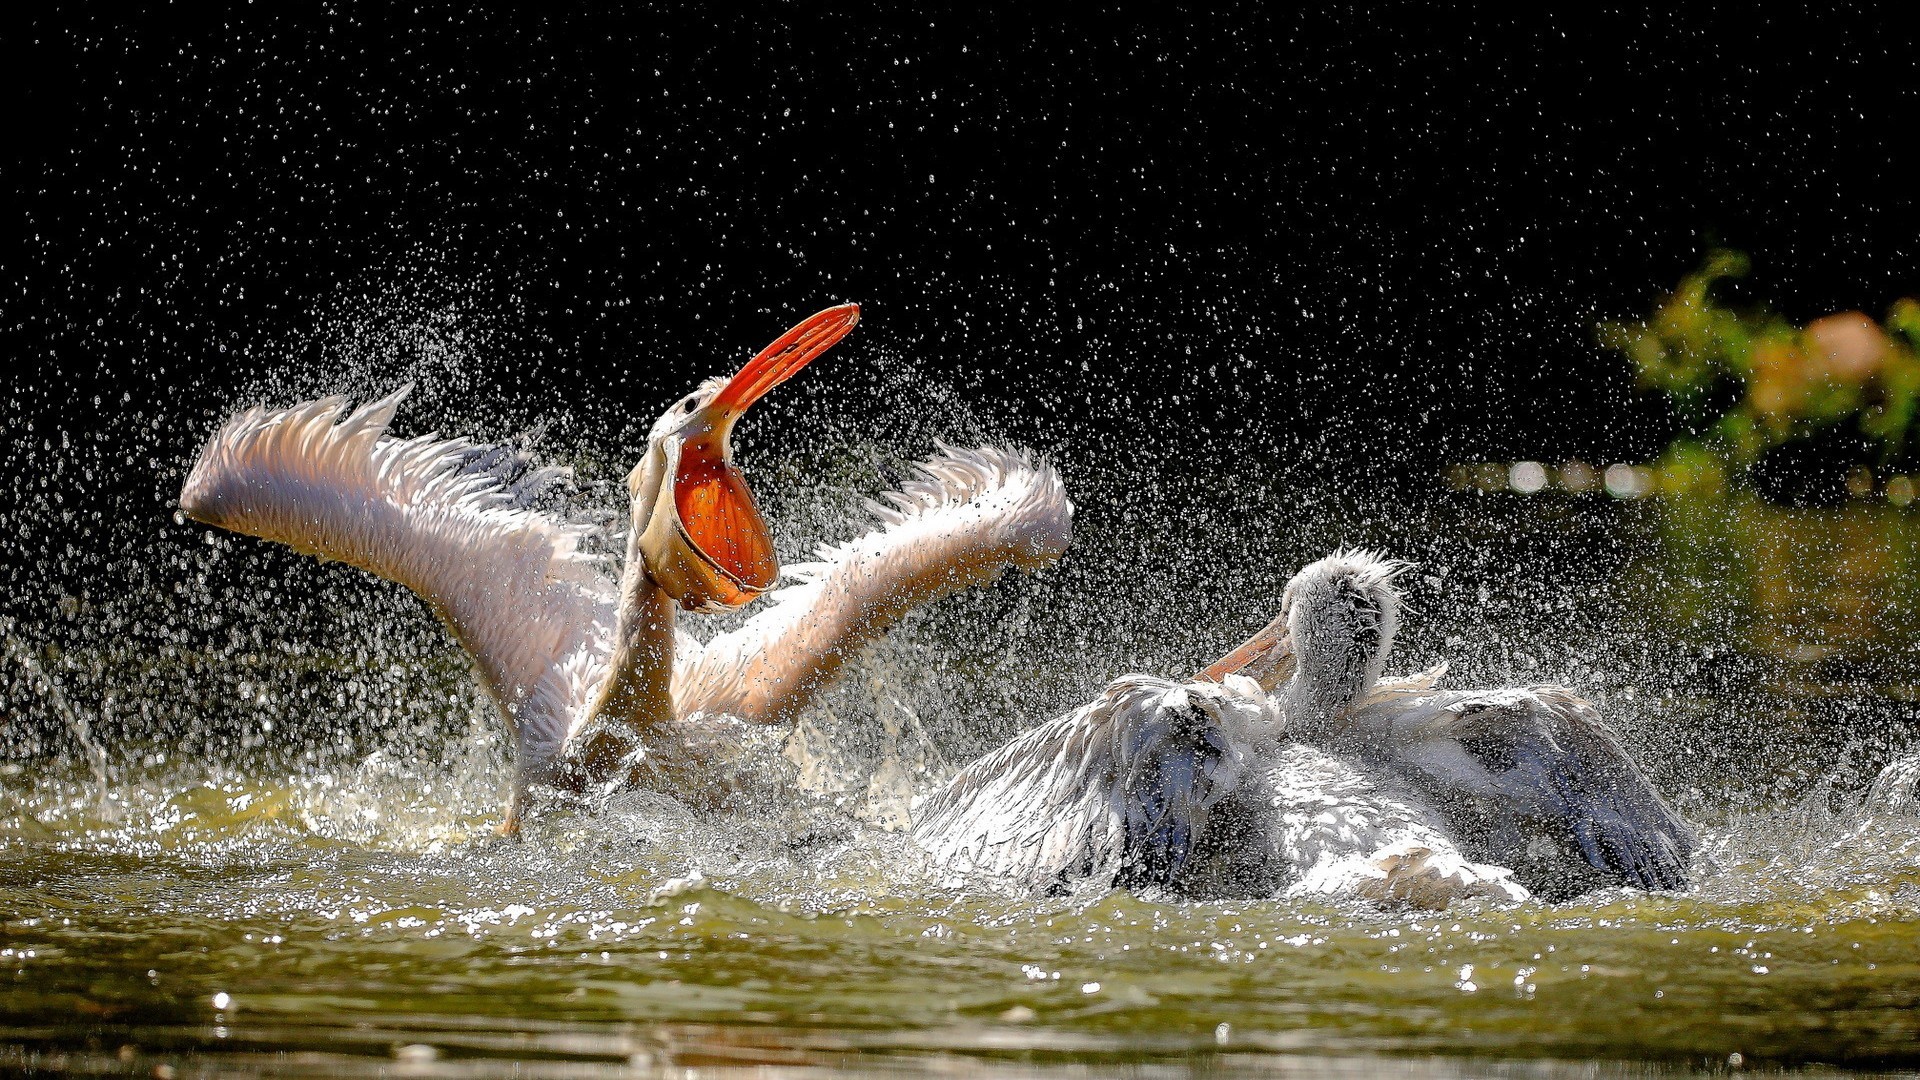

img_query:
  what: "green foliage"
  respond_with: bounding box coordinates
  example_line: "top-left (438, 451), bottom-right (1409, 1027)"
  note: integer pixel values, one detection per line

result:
top-left (1602, 251), bottom-right (1920, 479)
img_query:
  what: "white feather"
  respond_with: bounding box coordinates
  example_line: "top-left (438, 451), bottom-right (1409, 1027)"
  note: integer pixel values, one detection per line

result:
top-left (1867, 752), bottom-right (1920, 812)
top-left (1264, 742), bottom-right (1528, 906)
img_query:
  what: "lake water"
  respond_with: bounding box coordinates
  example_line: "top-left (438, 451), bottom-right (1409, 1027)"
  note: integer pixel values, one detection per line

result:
top-left (5, 462), bottom-right (1920, 1077)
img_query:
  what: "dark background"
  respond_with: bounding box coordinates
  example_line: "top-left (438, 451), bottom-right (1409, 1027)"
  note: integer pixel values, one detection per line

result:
top-left (7, 7), bottom-right (1916, 469)
top-left (2, 6), bottom-right (1917, 761)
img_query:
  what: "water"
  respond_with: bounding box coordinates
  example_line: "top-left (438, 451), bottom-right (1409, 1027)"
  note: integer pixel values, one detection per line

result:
top-left (7, 754), bottom-right (1920, 1076)
top-left (7, 13), bottom-right (1920, 1073)
top-left (5, 465), bottom-right (1920, 1076)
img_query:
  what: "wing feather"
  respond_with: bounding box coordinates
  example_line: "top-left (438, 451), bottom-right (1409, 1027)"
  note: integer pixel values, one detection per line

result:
top-left (673, 443), bottom-right (1072, 726)
top-left (179, 387), bottom-right (615, 769)
top-left (1361, 685), bottom-right (1695, 894)
top-left (913, 676), bottom-right (1268, 893)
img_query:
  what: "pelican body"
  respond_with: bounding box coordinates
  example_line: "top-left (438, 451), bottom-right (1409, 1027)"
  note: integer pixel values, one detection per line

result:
top-left (179, 306), bottom-right (1074, 832)
top-left (915, 551), bottom-right (1694, 905)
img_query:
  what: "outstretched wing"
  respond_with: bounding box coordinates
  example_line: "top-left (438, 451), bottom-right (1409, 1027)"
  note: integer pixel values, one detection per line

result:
top-left (1372, 685), bottom-right (1694, 894)
top-left (672, 444), bottom-right (1073, 726)
top-left (179, 387), bottom-right (615, 770)
top-left (912, 676), bottom-right (1268, 894)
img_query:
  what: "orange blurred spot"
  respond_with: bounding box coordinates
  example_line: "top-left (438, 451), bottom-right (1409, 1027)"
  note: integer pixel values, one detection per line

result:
top-left (1805, 311), bottom-right (1890, 385)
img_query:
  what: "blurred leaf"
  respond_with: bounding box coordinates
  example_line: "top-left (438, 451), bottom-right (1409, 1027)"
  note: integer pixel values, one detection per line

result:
top-left (1603, 250), bottom-right (1920, 482)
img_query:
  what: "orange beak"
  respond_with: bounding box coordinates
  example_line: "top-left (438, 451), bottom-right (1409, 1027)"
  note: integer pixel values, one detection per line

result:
top-left (668, 304), bottom-right (860, 609)
top-left (709, 303), bottom-right (861, 417)
top-left (1196, 614), bottom-right (1295, 688)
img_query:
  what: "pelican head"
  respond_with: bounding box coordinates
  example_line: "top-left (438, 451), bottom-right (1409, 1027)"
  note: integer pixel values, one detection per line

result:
top-left (628, 304), bottom-right (860, 613)
top-left (1200, 550), bottom-right (1406, 740)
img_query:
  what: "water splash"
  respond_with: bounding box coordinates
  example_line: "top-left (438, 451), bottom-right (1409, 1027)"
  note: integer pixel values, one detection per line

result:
top-left (6, 257), bottom-right (1920, 1075)
top-left (3, 620), bottom-right (112, 806)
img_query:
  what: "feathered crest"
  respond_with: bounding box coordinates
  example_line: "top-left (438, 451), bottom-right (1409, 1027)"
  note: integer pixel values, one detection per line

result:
top-left (1294, 547), bottom-right (1411, 604)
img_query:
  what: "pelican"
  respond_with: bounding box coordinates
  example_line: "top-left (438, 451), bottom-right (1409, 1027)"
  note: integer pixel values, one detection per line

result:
top-left (179, 305), bottom-right (1074, 833)
top-left (913, 551), bottom-right (1694, 905)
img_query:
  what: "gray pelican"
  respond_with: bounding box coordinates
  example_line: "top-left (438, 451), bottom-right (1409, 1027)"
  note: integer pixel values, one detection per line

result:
top-left (179, 305), bottom-right (1074, 833)
top-left (914, 551), bottom-right (1693, 905)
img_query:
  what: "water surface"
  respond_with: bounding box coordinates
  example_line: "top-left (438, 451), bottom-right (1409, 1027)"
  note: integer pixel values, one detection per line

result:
top-left (6, 482), bottom-right (1920, 1077)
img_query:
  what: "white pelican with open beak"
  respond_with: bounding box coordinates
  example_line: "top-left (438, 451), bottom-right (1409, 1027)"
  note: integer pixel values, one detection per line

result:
top-left (180, 305), bottom-right (1074, 833)
top-left (914, 551), bottom-right (1693, 905)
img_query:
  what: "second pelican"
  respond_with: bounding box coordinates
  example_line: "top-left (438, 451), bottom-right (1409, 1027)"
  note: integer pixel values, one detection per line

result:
top-left (914, 551), bottom-right (1694, 905)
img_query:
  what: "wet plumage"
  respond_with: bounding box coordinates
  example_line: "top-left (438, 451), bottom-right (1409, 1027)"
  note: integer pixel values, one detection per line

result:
top-left (180, 312), bottom-right (1073, 832)
top-left (915, 551), bottom-right (1693, 905)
